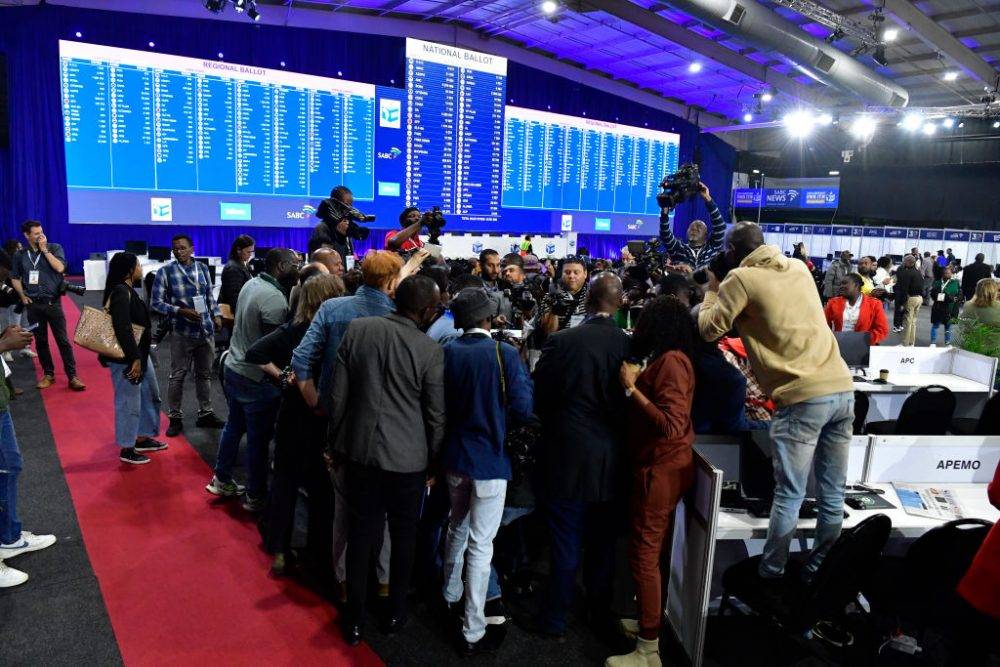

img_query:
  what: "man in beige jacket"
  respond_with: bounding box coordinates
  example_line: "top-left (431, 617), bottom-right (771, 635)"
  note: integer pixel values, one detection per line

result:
top-left (699, 223), bottom-right (854, 580)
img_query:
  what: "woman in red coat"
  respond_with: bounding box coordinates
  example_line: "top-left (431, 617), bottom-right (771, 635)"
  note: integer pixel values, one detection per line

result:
top-left (823, 273), bottom-right (889, 345)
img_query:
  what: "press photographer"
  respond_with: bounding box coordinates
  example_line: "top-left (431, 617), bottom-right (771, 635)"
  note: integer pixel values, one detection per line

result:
top-left (308, 185), bottom-right (374, 262)
top-left (10, 220), bottom-right (85, 391)
top-left (384, 206), bottom-right (448, 254)
top-left (537, 256), bottom-right (589, 336)
top-left (656, 164), bottom-right (727, 271)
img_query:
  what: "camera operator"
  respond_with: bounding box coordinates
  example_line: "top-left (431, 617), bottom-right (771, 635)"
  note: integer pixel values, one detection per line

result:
top-left (10, 220), bottom-right (84, 392)
top-left (384, 207), bottom-right (426, 253)
top-left (309, 186), bottom-right (371, 263)
top-left (659, 182), bottom-right (725, 271)
top-left (537, 257), bottom-right (589, 336)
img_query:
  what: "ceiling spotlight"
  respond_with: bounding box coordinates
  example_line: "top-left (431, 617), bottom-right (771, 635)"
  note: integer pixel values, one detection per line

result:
top-left (922, 122), bottom-right (937, 136)
top-left (148, 41), bottom-right (156, 48)
top-left (900, 112), bottom-right (923, 131)
top-left (761, 92), bottom-right (773, 103)
top-left (958, 122), bottom-right (965, 128)
top-left (883, 28), bottom-right (898, 42)
top-left (818, 113), bottom-right (833, 126)
top-left (994, 120), bottom-right (1000, 129)
top-left (942, 118), bottom-right (955, 128)
top-left (204, 0), bottom-right (226, 13)
top-left (280, 61), bottom-right (286, 67)
top-left (247, 3), bottom-right (260, 21)
top-left (743, 112), bottom-right (753, 123)
top-left (850, 116), bottom-right (877, 139)
top-left (233, 0), bottom-right (246, 11)
top-left (751, 169), bottom-right (760, 174)
top-left (541, 0), bottom-right (558, 14)
top-left (688, 62), bottom-right (703, 74)
top-left (74, 31), bottom-right (82, 38)
top-left (783, 110), bottom-right (815, 138)
top-left (943, 71), bottom-right (959, 82)
top-left (217, 52), bottom-right (224, 59)
top-left (829, 170), bottom-right (840, 176)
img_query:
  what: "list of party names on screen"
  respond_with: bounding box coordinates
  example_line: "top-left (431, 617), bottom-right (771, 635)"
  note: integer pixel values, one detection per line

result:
top-left (405, 39), bottom-right (507, 221)
top-left (58, 41), bottom-right (375, 199)
top-left (502, 107), bottom-right (680, 216)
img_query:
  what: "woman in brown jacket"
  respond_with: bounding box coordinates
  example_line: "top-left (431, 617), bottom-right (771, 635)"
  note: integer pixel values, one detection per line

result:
top-left (606, 296), bottom-right (697, 667)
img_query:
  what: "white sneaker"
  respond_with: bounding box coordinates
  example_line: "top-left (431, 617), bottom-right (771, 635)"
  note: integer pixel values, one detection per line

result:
top-left (0, 531), bottom-right (57, 560)
top-left (929, 343), bottom-right (937, 348)
top-left (0, 560), bottom-right (28, 587)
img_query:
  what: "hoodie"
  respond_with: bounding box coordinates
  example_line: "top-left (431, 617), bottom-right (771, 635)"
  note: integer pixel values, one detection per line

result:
top-left (698, 245), bottom-right (853, 408)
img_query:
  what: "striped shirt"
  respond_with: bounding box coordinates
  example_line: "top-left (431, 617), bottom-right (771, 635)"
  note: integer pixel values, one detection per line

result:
top-left (658, 199), bottom-right (726, 270)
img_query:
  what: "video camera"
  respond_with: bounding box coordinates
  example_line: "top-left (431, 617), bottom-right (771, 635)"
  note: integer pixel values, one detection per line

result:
top-left (317, 197), bottom-right (374, 241)
top-left (421, 206), bottom-right (447, 245)
top-left (542, 290), bottom-right (577, 318)
top-left (656, 163), bottom-right (702, 211)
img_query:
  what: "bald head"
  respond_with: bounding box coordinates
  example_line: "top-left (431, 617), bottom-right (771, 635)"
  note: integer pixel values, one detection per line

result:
top-left (312, 246), bottom-right (344, 277)
top-left (586, 272), bottom-right (623, 315)
top-left (727, 222), bottom-right (765, 264)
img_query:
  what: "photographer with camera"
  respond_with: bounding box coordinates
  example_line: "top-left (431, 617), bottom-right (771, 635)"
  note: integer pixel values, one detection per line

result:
top-left (309, 186), bottom-right (374, 263)
top-left (385, 207), bottom-right (426, 253)
top-left (10, 220), bottom-right (84, 392)
top-left (658, 177), bottom-right (726, 272)
top-left (537, 257), bottom-right (589, 336)
top-left (479, 250), bottom-right (514, 323)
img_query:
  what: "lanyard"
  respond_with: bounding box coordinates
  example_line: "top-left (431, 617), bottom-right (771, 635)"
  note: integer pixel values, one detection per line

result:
top-left (28, 250), bottom-right (42, 269)
top-left (178, 261), bottom-right (204, 291)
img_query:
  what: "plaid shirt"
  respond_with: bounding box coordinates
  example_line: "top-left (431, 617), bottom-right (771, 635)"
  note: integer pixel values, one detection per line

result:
top-left (150, 260), bottom-right (220, 339)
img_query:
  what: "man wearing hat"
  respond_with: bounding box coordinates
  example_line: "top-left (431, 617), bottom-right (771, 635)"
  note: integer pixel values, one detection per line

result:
top-left (440, 288), bottom-right (533, 655)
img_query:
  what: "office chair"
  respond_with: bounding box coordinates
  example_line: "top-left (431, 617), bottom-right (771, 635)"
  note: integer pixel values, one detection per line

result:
top-left (950, 391), bottom-right (1000, 435)
top-left (865, 385), bottom-right (955, 435)
top-left (852, 391), bottom-right (869, 435)
top-left (719, 514), bottom-right (891, 636)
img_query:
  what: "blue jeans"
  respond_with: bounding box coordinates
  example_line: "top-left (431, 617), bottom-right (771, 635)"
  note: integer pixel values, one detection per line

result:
top-left (761, 391), bottom-right (854, 578)
top-left (930, 323), bottom-right (952, 345)
top-left (0, 411), bottom-right (22, 544)
top-left (109, 358), bottom-right (161, 448)
top-left (213, 367), bottom-right (280, 499)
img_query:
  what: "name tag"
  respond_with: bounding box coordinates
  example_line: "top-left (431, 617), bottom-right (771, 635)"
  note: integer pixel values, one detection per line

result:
top-left (569, 314), bottom-right (585, 328)
top-left (345, 255), bottom-right (356, 271)
top-left (192, 295), bottom-right (208, 314)
top-left (28, 270), bottom-right (39, 286)
top-left (936, 293), bottom-right (945, 302)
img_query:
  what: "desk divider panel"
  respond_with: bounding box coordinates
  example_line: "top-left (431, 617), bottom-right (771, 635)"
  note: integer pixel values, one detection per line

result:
top-left (866, 436), bottom-right (1000, 484)
top-left (951, 349), bottom-right (998, 391)
top-left (869, 346), bottom-right (955, 375)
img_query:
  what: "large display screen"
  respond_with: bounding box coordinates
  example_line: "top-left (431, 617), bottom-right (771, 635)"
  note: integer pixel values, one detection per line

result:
top-left (58, 39), bottom-right (682, 236)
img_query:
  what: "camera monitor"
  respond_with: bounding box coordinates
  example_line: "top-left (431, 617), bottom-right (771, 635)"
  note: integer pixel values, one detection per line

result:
top-left (147, 245), bottom-right (171, 261)
top-left (124, 240), bottom-right (148, 256)
top-left (835, 331), bottom-right (871, 369)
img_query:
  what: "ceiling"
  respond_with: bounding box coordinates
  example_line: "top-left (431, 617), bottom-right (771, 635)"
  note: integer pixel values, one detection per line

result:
top-left (259, 0), bottom-right (1000, 124)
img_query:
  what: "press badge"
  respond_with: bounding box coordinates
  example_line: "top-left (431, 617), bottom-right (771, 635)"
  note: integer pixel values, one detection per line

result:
top-left (936, 293), bottom-right (945, 302)
top-left (28, 270), bottom-right (40, 285)
top-left (192, 295), bottom-right (208, 313)
top-left (569, 314), bottom-right (585, 328)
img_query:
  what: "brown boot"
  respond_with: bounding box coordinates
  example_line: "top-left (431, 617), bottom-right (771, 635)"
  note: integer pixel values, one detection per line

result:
top-left (68, 377), bottom-right (86, 392)
top-left (36, 375), bottom-right (54, 389)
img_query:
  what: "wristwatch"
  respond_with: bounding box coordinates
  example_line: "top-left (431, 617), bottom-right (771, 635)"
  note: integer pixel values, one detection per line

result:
top-left (625, 387), bottom-right (635, 398)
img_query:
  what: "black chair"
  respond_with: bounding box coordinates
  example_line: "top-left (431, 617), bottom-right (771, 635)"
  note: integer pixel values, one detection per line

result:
top-left (852, 391), bottom-right (869, 435)
top-left (865, 385), bottom-right (956, 435)
top-left (719, 514), bottom-right (892, 636)
top-left (950, 391), bottom-right (1000, 435)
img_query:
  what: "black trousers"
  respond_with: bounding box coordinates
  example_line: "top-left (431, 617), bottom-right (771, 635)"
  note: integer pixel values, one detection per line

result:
top-left (344, 462), bottom-right (425, 625)
top-left (26, 300), bottom-right (76, 378)
top-left (892, 286), bottom-right (906, 329)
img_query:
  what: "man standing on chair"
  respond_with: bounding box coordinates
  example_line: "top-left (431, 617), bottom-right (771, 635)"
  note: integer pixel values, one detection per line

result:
top-left (699, 223), bottom-right (854, 583)
top-left (151, 234), bottom-right (225, 437)
top-left (10, 221), bottom-right (85, 391)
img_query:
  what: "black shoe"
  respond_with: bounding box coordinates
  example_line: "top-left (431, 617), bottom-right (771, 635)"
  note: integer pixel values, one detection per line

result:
top-left (196, 413), bottom-right (226, 429)
top-left (165, 418), bottom-right (183, 437)
top-left (119, 447), bottom-right (151, 465)
top-left (484, 598), bottom-right (508, 625)
top-left (461, 624), bottom-right (507, 656)
top-left (134, 438), bottom-right (168, 452)
top-left (341, 621), bottom-right (363, 647)
top-left (382, 616), bottom-right (407, 636)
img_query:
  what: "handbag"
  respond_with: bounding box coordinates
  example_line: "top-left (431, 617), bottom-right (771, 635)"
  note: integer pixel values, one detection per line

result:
top-left (74, 292), bottom-right (144, 360)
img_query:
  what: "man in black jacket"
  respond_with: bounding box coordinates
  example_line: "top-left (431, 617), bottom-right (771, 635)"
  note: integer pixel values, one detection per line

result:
top-left (896, 254), bottom-right (925, 347)
top-left (308, 185), bottom-right (368, 262)
top-left (532, 272), bottom-right (629, 640)
top-left (962, 253), bottom-right (993, 301)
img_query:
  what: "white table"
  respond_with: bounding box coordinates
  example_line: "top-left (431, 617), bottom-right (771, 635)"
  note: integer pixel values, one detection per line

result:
top-left (716, 482), bottom-right (997, 540)
top-left (854, 373), bottom-right (993, 421)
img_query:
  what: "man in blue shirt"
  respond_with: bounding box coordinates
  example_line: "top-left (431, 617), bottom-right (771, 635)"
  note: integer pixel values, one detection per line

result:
top-left (440, 288), bottom-right (533, 655)
top-left (150, 235), bottom-right (224, 437)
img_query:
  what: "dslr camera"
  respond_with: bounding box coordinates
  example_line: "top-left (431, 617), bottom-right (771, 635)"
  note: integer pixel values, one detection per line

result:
top-left (421, 207), bottom-right (447, 245)
top-left (656, 163), bottom-right (702, 211)
top-left (59, 280), bottom-right (87, 297)
top-left (543, 290), bottom-right (577, 317)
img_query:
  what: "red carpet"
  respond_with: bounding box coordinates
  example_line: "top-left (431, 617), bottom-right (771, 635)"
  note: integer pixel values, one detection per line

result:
top-left (35, 300), bottom-right (381, 666)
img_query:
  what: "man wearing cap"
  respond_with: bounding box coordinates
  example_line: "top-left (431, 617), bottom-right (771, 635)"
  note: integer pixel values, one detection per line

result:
top-left (440, 288), bottom-right (533, 655)
top-left (823, 250), bottom-right (853, 301)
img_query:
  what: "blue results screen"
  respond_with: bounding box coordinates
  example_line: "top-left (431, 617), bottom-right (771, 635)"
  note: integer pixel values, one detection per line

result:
top-left (59, 39), bottom-right (682, 235)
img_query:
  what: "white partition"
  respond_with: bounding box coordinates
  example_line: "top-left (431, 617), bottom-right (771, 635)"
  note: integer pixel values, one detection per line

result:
top-left (867, 436), bottom-right (1000, 484)
top-left (762, 224), bottom-right (785, 252)
top-left (438, 234), bottom-right (568, 259)
top-left (810, 225), bottom-right (833, 261)
top-left (883, 228), bottom-right (909, 257)
top-left (666, 451), bottom-right (722, 667)
top-left (860, 228), bottom-right (884, 259)
top-left (944, 230), bottom-right (970, 267)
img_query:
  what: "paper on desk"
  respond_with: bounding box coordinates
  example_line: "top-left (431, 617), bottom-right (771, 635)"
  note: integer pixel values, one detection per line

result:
top-left (893, 483), bottom-right (965, 520)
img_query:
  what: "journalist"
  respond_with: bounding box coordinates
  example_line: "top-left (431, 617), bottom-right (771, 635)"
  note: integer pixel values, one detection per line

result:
top-left (329, 275), bottom-right (445, 646)
top-left (533, 273), bottom-right (630, 640)
top-left (537, 257), bottom-right (589, 336)
top-left (207, 248), bottom-right (299, 511)
top-left (440, 288), bottom-right (533, 655)
top-left (385, 207), bottom-right (425, 253)
top-left (102, 252), bottom-right (166, 465)
top-left (219, 234), bottom-right (255, 315)
top-left (10, 220), bottom-right (84, 391)
top-left (309, 185), bottom-right (368, 261)
top-left (479, 249), bottom-right (513, 322)
top-left (658, 182), bottom-right (725, 271)
top-left (699, 223), bottom-right (854, 583)
top-left (150, 234), bottom-right (224, 437)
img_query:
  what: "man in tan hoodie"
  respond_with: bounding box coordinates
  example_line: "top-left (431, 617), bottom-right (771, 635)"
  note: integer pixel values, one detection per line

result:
top-left (699, 223), bottom-right (854, 581)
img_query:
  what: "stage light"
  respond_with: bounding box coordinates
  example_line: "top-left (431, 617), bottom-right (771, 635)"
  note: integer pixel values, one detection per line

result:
top-left (74, 31), bottom-right (82, 38)
top-left (233, 0), bottom-right (246, 11)
top-left (783, 110), bottom-right (815, 138)
top-left (883, 28), bottom-right (898, 42)
top-left (247, 3), bottom-right (260, 21)
top-left (743, 112), bottom-right (753, 123)
top-left (541, 0), bottom-right (558, 14)
top-left (829, 170), bottom-right (840, 176)
top-left (218, 52), bottom-right (224, 59)
top-left (850, 116), bottom-right (877, 139)
top-left (688, 62), bottom-right (703, 74)
top-left (761, 92), bottom-right (773, 103)
top-left (943, 71), bottom-right (959, 82)
top-left (751, 169), bottom-right (760, 174)
top-left (994, 120), bottom-right (1000, 129)
top-left (337, 71), bottom-right (343, 76)
top-left (204, 0), bottom-right (226, 13)
top-left (818, 113), bottom-right (833, 126)
top-left (148, 41), bottom-right (156, 48)
top-left (942, 118), bottom-right (955, 128)
top-left (280, 61), bottom-right (286, 67)
top-left (900, 113), bottom-right (922, 131)
top-left (958, 122), bottom-right (965, 128)
top-left (922, 123), bottom-right (937, 136)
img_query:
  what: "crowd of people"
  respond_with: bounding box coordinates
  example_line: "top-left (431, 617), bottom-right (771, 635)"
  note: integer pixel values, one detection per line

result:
top-left (0, 195), bottom-right (997, 665)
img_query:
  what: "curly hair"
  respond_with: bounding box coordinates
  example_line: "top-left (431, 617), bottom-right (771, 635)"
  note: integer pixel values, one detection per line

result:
top-left (630, 295), bottom-right (698, 364)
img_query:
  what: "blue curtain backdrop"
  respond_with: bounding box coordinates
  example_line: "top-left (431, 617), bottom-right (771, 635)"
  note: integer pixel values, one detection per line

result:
top-left (0, 5), bottom-right (734, 269)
